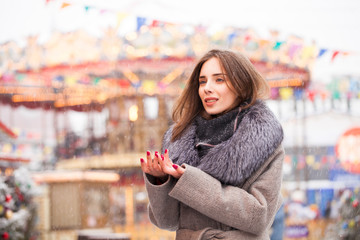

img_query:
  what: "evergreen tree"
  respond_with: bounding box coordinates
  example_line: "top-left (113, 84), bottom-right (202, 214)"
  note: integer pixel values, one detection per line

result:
top-left (0, 167), bottom-right (38, 240)
top-left (324, 189), bottom-right (360, 240)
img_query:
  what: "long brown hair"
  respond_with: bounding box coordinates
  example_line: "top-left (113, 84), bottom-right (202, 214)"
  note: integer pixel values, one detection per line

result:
top-left (171, 49), bottom-right (269, 141)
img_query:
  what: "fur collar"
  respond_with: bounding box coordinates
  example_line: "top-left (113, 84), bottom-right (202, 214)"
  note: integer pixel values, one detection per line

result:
top-left (162, 100), bottom-right (284, 186)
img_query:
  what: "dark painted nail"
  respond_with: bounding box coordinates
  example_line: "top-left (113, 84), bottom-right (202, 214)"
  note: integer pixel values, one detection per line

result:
top-left (172, 164), bottom-right (178, 169)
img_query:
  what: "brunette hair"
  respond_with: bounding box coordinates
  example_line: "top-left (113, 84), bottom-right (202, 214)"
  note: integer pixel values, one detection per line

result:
top-left (171, 49), bottom-right (269, 141)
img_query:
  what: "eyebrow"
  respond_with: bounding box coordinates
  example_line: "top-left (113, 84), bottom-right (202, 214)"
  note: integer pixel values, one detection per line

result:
top-left (199, 73), bottom-right (226, 79)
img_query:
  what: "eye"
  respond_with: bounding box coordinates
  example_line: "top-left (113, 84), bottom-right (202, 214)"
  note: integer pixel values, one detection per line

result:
top-left (199, 79), bottom-right (207, 85)
top-left (216, 78), bottom-right (225, 83)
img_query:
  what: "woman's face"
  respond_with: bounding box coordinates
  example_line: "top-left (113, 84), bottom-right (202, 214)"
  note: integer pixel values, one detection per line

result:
top-left (198, 57), bottom-right (238, 115)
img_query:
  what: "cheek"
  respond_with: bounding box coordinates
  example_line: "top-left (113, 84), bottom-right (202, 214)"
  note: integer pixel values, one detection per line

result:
top-left (198, 88), bottom-right (202, 98)
top-left (224, 90), bottom-right (238, 104)
top-left (221, 86), bottom-right (236, 98)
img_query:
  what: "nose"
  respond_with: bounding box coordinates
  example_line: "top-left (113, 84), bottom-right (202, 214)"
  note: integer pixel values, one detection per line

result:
top-left (203, 81), bottom-right (213, 94)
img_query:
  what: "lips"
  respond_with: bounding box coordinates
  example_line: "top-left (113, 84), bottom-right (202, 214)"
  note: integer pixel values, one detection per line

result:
top-left (204, 97), bottom-right (218, 103)
top-left (204, 97), bottom-right (218, 106)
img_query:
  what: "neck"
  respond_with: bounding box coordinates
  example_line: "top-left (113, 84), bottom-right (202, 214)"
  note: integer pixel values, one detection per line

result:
top-left (201, 106), bottom-right (240, 120)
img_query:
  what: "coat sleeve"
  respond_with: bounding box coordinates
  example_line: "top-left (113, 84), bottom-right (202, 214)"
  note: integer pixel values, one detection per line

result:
top-left (168, 145), bottom-right (284, 235)
top-left (144, 173), bottom-right (180, 231)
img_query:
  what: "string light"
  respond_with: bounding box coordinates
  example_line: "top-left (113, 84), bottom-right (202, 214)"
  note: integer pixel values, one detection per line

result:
top-left (128, 105), bottom-right (138, 122)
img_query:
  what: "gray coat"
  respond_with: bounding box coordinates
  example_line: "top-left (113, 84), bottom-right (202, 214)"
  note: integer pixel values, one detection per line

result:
top-left (145, 101), bottom-right (285, 239)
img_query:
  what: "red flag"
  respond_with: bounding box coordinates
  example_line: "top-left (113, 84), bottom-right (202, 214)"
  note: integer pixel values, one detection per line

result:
top-left (152, 20), bottom-right (159, 27)
top-left (331, 51), bottom-right (340, 62)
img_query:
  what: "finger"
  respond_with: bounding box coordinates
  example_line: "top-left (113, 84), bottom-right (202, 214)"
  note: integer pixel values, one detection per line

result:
top-left (164, 149), bottom-right (169, 160)
top-left (146, 150), bottom-right (152, 164)
top-left (153, 151), bottom-right (160, 168)
top-left (146, 150), bottom-right (155, 171)
top-left (158, 154), bottom-right (165, 169)
top-left (172, 164), bottom-right (185, 178)
top-left (163, 149), bottom-right (174, 169)
top-left (153, 151), bottom-right (163, 171)
top-left (176, 164), bottom-right (185, 175)
top-left (140, 158), bottom-right (148, 173)
top-left (153, 151), bottom-right (166, 176)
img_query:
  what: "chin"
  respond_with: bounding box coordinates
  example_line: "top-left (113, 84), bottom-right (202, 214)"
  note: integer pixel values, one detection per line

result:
top-left (205, 109), bottom-right (222, 116)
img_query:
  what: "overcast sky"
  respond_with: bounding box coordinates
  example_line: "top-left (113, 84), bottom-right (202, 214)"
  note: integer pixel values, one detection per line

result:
top-left (1, 0), bottom-right (360, 81)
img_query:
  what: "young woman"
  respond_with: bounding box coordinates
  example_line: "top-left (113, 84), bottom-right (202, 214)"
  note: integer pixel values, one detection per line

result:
top-left (140, 49), bottom-right (284, 240)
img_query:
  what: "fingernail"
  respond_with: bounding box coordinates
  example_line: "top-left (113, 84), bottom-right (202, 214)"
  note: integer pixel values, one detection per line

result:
top-left (155, 152), bottom-right (159, 157)
top-left (140, 158), bottom-right (144, 163)
top-left (165, 149), bottom-right (168, 154)
top-left (161, 154), bottom-right (164, 160)
top-left (172, 164), bottom-right (178, 169)
top-left (147, 151), bottom-right (150, 156)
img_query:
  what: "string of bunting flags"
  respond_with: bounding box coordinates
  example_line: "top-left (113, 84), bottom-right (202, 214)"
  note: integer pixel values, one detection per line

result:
top-left (0, 3), bottom-right (355, 72)
top-left (270, 76), bottom-right (360, 101)
top-left (283, 154), bottom-right (341, 172)
top-left (42, 0), bottom-right (357, 64)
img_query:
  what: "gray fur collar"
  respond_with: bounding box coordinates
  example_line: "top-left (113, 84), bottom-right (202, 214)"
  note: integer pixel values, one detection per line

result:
top-left (162, 100), bottom-right (283, 186)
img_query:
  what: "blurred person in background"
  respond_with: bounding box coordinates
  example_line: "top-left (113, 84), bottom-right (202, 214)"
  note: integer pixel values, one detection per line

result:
top-left (140, 49), bottom-right (284, 240)
top-left (270, 204), bottom-right (285, 240)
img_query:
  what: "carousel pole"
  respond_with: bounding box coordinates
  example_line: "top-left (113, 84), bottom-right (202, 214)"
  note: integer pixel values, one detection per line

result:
top-left (277, 97), bottom-right (282, 120)
top-left (294, 92), bottom-right (300, 184)
top-left (302, 90), bottom-right (309, 203)
top-left (87, 107), bottom-right (95, 154)
top-left (41, 107), bottom-right (46, 170)
top-left (63, 83), bottom-right (70, 159)
top-left (53, 105), bottom-right (59, 164)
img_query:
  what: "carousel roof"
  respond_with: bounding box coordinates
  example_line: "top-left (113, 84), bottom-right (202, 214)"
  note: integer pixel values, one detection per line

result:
top-left (0, 57), bottom-right (310, 112)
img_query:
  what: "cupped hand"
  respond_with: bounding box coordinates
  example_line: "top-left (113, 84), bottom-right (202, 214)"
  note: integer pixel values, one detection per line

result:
top-left (140, 149), bottom-right (185, 179)
top-left (140, 150), bottom-right (167, 179)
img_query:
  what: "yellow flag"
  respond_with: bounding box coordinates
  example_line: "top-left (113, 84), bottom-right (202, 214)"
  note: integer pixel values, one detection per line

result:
top-left (61, 2), bottom-right (71, 9)
top-left (279, 87), bottom-right (293, 100)
top-left (143, 80), bottom-right (156, 95)
top-left (65, 76), bottom-right (77, 86)
top-left (116, 12), bottom-right (129, 29)
top-left (306, 155), bottom-right (315, 166)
